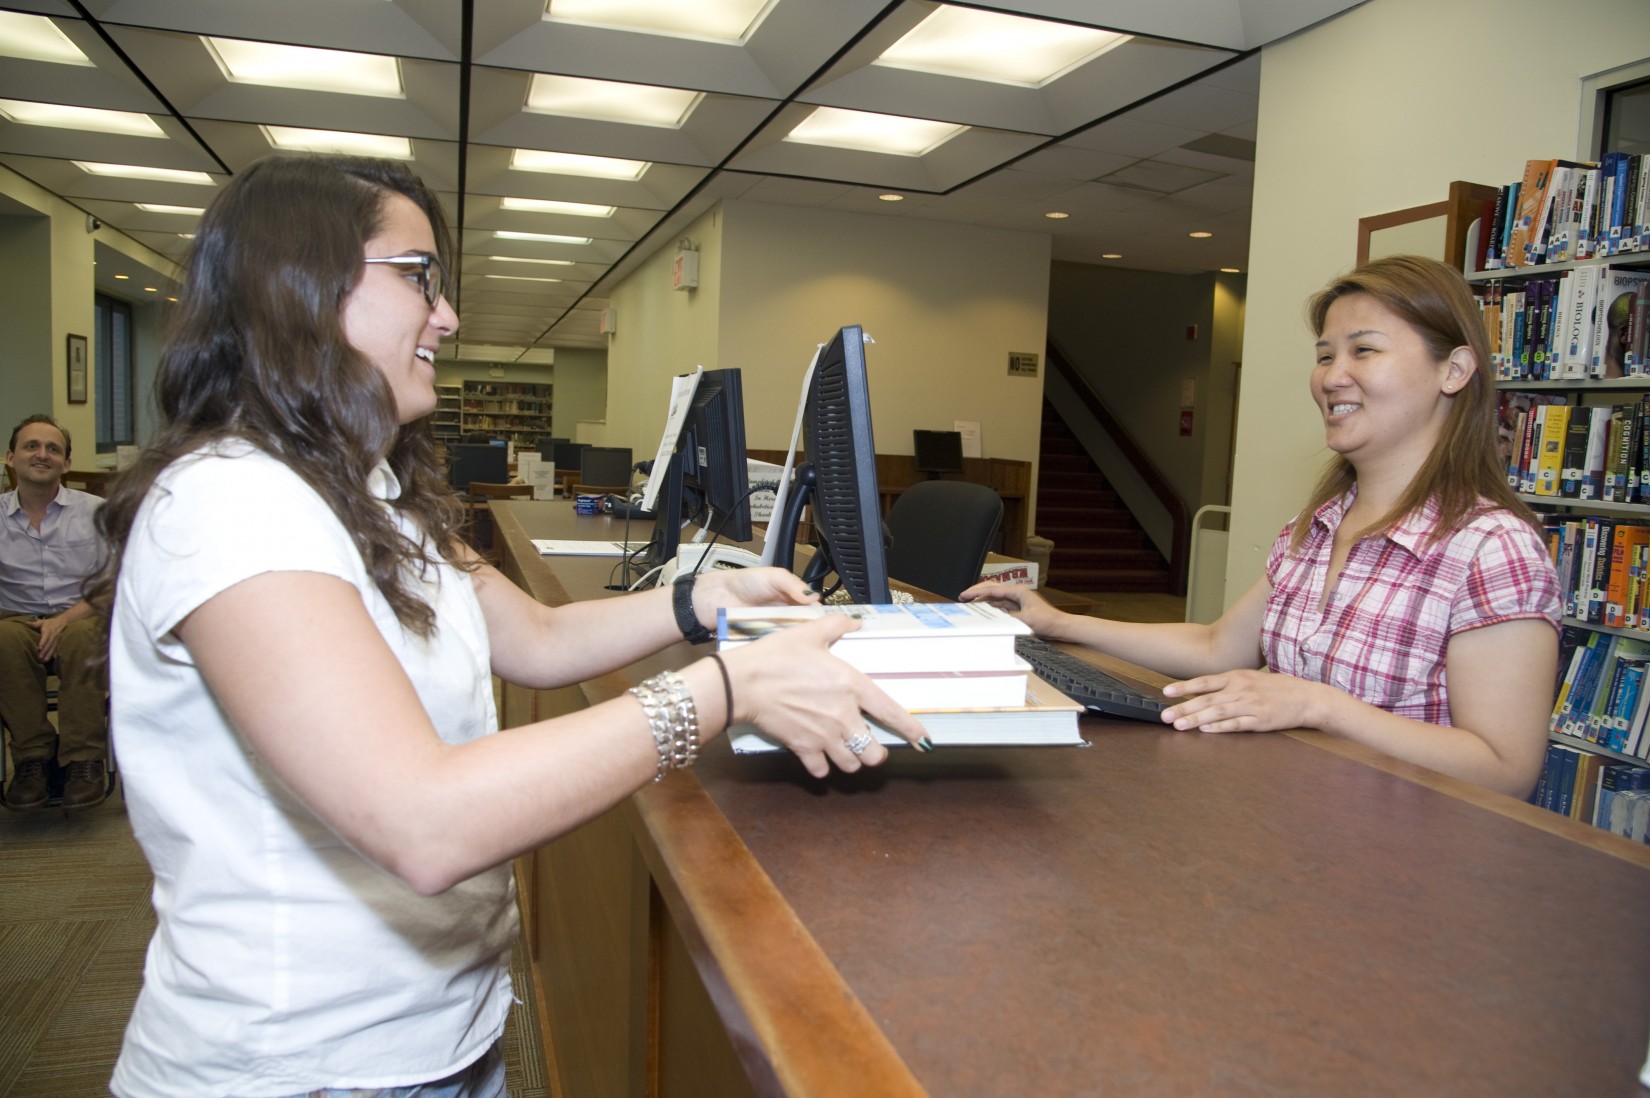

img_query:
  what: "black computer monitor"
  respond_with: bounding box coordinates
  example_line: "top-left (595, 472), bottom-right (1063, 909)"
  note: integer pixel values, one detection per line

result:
top-left (551, 440), bottom-right (589, 477)
top-left (449, 442), bottom-right (509, 493)
top-left (770, 326), bottom-right (891, 603)
top-left (913, 429), bottom-right (965, 477)
top-left (538, 436), bottom-right (568, 462)
top-left (580, 446), bottom-right (634, 489)
top-left (645, 368), bottom-right (753, 571)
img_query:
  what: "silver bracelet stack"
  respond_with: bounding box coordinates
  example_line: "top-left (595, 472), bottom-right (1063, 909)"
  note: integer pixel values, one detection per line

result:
top-left (628, 670), bottom-right (700, 782)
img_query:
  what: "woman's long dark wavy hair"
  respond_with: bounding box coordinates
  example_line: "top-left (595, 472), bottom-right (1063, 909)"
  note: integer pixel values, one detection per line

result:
top-left (87, 155), bottom-right (468, 637)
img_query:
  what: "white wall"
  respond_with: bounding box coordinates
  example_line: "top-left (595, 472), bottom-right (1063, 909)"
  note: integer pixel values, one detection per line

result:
top-left (603, 205), bottom-right (724, 451)
top-left (716, 199), bottom-right (1050, 478)
top-left (1231, 0), bottom-right (1650, 601)
top-left (600, 198), bottom-right (1052, 522)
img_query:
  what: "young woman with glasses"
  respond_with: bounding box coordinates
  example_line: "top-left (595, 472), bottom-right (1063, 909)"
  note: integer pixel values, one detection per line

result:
top-left (89, 156), bottom-right (925, 1097)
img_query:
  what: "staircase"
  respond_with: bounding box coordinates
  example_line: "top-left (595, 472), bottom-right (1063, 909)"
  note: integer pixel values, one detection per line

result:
top-left (1035, 402), bottom-right (1173, 593)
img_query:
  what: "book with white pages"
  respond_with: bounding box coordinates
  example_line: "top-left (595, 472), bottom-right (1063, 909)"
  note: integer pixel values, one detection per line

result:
top-left (716, 601), bottom-right (1030, 674)
top-left (868, 660), bottom-right (1031, 710)
top-left (728, 670), bottom-right (1084, 753)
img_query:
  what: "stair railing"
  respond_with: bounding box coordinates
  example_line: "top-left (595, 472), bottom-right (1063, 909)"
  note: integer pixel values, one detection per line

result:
top-left (1044, 340), bottom-right (1189, 595)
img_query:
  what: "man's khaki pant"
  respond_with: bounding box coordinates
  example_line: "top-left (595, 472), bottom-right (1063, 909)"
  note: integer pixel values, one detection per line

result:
top-left (0, 613), bottom-right (107, 765)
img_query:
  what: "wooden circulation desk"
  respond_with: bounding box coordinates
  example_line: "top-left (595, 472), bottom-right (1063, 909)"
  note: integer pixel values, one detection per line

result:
top-left (492, 499), bottom-right (1650, 1098)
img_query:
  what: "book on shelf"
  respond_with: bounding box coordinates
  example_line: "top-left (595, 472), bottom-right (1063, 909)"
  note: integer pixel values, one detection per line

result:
top-left (716, 601), bottom-right (1031, 675)
top-left (1592, 267), bottom-right (1650, 378)
top-left (1533, 401), bottom-right (1569, 496)
top-left (726, 670), bottom-right (1086, 753)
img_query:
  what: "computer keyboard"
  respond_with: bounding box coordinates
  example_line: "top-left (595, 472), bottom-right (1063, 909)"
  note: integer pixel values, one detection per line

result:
top-left (1015, 635), bottom-right (1167, 723)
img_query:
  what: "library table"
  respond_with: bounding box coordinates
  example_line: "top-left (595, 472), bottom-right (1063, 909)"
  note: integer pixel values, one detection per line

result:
top-left (492, 499), bottom-right (1650, 1098)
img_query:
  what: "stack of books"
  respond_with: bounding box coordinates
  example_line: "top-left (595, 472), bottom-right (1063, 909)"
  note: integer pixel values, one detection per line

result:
top-left (716, 601), bottom-right (1085, 752)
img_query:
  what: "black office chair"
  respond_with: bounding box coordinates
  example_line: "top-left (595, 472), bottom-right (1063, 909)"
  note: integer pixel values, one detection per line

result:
top-left (884, 480), bottom-right (1003, 600)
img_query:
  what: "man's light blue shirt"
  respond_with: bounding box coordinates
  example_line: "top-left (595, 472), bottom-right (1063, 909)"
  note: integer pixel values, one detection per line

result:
top-left (0, 486), bottom-right (104, 616)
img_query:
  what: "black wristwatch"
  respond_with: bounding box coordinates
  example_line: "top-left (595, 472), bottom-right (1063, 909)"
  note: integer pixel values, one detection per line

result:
top-left (673, 572), bottom-right (714, 645)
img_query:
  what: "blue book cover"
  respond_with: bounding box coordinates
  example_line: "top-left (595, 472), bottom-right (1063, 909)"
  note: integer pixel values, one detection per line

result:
top-left (1553, 747), bottom-right (1581, 816)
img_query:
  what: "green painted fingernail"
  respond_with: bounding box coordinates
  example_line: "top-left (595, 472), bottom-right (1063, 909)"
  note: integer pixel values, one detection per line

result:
top-left (916, 736), bottom-right (935, 752)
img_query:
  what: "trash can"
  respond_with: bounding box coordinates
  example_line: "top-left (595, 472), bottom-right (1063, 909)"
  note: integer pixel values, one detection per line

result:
top-left (1025, 535), bottom-right (1054, 587)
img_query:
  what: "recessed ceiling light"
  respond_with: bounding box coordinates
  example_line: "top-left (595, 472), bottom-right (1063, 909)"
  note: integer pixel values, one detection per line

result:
top-left (1045, 211), bottom-right (1070, 219)
top-left (878, 193), bottom-right (904, 202)
top-left (261, 125), bottom-right (412, 159)
top-left (510, 149), bottom-right (650, 180)
top-left (874, 7), bottom-right (1129, 88)
top-left (179, 233), bottom-right (195, 239)
top-left (784, 107), bottom-right (965, 157)
top-left (499, 196), bottom-right (616, 217)
top-left (203, 37), bottom-right (403, 98)
top-left (1188, 231), bottom-right (1213, 238)
top-left (490, 255), bottom-right (577, 266)
top-left (167, 296), bottom-right (178, 302)
top-left (484, 274), bottom-right (564, 283)
top-left (544, 0), bottom-right (774, 45)
top-left (74, 161), bottom-right (215, 186)
top-left (114, 273), bottom-right (130, 280)
top-left (495, 230), bottom-right (593, 245)
top-left (1220, 267), bottom-right (1241, 273)
top-left (144, 286), bottom-right (157, 292)
top-left (0, 12), bottom-right (92, 66)
top-left (136, 203), bottom-right (205, 215)
top-left (0, 99), bottom-right (164, 137)
top-left (526, 73), bottom-right (701, 128)
top-left (1102, 253), bottom-right (1122, 259)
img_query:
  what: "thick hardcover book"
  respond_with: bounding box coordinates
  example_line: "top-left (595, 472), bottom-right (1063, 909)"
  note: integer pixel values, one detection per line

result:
top-left (1529, 742), bottom-right (1561, 807)
top-left (1587, 517), bottom-right (1617, 623)
top-left (1605, 527), bottom-right (1650, 628)
top-left (867, 664), bottom-right (1032, 710)
top-left (1552, 746), bottom-right (1581, 816)
top-left (1628, 282), bottom-right (1650, 375)
top-left (727, 671), bottom-right (1086, 753)
top-left (717, 601), bottom-right (1031, 674)
top-left (1556, 266), bottom-right (1598, 378)
top-left (1485, 184), bottom-right (1510, 269)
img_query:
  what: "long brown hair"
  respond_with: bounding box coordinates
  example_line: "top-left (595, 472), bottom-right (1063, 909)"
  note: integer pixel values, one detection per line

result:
top-left (1291, 254), bottom-right (1537, 551)
top-left (88, 156), bottom-right (468, 637)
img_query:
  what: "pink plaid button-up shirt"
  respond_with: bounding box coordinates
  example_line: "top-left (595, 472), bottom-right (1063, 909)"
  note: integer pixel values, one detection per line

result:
top-left (1263, 491), bottom-right (1560, 725)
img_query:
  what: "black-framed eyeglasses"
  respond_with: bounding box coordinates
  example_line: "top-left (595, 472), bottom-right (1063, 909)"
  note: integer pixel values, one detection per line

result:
top-left (363, 253), bottom-right (448, 307)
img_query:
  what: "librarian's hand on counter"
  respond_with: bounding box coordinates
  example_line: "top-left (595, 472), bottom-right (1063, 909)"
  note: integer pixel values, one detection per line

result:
top-left (959, 582), bottom-right (1068, 637)
top-left (721, 615), bottom-right (928, 777)
top-left (1160, 668), bottom-right (1327, 734)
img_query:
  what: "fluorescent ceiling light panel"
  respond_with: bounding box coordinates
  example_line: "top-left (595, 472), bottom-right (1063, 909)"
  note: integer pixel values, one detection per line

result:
top-left (489, 255), bottom-right (576, 266)
top-left (261, 125), bottom-right (413, 158)
top-left (204, 37), bottom-right (404, 98)
top-left (75, 161), bottom-right (215, 185)
top-left (0, 99), bottom-right (164, 137)
top-left (499, 197), bottom-right (616, 217)
top-left (495, 230), bottom-right (593, 245)
top-left (0, 12), bottom-right (92, 66)
top-left (784, 107), bottom-right (964, 157)
top-left (484, 274), bottom-right (563, 283)
top-left (544, 0), bottom-right (773, 44)
top-left (136, 203), bottom-right (205, 215)
top-left (457, 344), bottom-right (526, 360)
top-left (874, 7), bottom-right (1129, 88)
top-left (510, 148), bottom-right (649, 180)
top-left (525, 74), bottom-right (701, 128)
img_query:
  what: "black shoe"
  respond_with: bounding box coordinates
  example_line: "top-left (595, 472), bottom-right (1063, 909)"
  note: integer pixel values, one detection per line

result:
top-left (5, 759), bottom-right (49, 810)
top-left (61, 760), bottom-right (108, 810)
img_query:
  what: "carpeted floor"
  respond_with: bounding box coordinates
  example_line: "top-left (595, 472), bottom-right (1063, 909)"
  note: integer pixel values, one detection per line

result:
top-left (0, 792), bottom-right (547, 1097)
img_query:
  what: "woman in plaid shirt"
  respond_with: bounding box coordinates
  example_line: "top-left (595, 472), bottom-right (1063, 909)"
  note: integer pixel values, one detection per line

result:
top-left (966, 255), bottom-right (1560, 797)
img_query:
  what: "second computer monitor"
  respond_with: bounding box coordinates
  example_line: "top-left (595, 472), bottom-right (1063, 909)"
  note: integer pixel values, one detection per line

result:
top-left (551, 440), bottom-right (589, 477)
top-left (913, 429), bottom-right (965, 477)
top-left (449, 442), bottom-right (509, 493)
top-left (579, 446), bottom-right (634, 489)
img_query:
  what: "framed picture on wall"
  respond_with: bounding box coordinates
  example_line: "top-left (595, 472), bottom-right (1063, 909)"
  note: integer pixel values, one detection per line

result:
top-left (66, 333), bottom-right (88, 404)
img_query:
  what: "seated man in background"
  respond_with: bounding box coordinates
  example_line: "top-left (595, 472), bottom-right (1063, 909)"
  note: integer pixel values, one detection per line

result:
top-left (1, 415), bottom-right (109, 809)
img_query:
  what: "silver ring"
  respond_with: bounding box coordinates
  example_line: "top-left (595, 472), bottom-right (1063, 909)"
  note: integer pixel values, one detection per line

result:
top-left (845, 731), bottom-right (874, 756)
